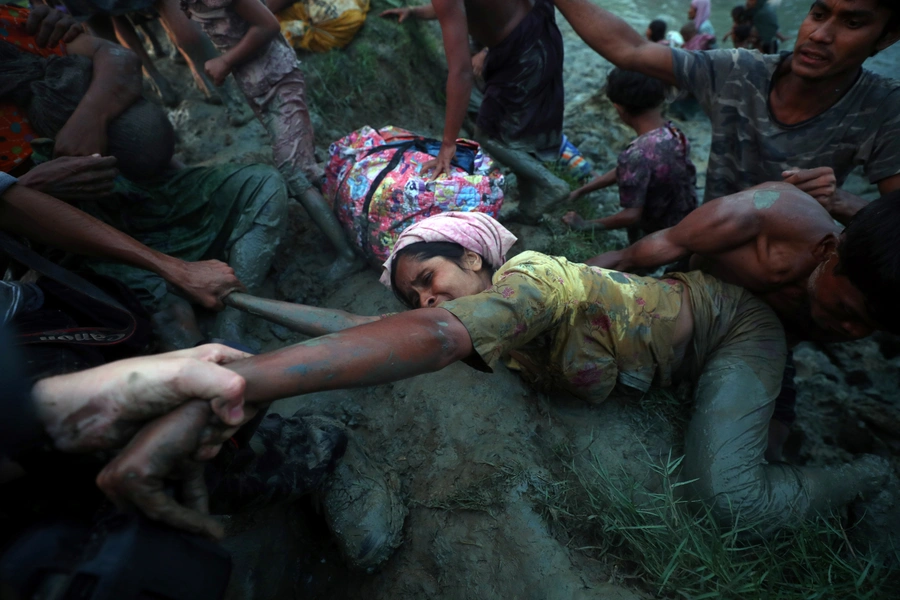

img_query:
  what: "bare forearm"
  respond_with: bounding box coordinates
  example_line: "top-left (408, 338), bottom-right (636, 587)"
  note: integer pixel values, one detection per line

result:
top-left (442, 68), bottom-right (473, 145)
top-left (68, 38), bottom-right (142, 126)
top-left (553, 0), bottom-right (674, 84)
top-left (225, 293), bottom-right (378, 336)
top-left (227, 309), bottom-right (472, 403)
top-left (221, 25), bottom-right (278, 70)
top-left (830, 189), bottom-right (869, 225)
top-left (0, 184), bottom-right (177, 276)
top-left (573, 168), bottom-right (616, 197)
top-left (595, 207), bottom-right (641, 230)
top-left (412, 4), bottom-right (438, 19)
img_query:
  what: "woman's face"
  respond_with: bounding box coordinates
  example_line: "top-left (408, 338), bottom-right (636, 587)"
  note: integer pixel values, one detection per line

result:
top-left (394, 251), bottom-right (492, 309)
top-left (688, 5), bottom-right (697, 19)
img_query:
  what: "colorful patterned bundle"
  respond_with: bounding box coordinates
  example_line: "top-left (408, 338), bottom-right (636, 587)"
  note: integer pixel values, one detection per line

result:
top-left (324, 126), bottom-right (505, 265)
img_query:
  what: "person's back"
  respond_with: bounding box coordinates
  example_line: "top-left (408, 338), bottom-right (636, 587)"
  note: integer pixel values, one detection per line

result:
top-left (563, 68), bottom-right (697, 237)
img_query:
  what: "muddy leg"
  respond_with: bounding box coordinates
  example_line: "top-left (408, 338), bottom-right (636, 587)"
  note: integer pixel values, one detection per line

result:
top-left (474, 130), bottom-right (569, 222)
top-left (251, 72), bottom-right (361, 277)
top-left (112, 15), bottom-right (180, 107)
top-left (151, 293), bottom-right (204, 350)
top-left (682, 303), bottom-right (889, 535)
top-left (214, 169), bottom-right (289, 341)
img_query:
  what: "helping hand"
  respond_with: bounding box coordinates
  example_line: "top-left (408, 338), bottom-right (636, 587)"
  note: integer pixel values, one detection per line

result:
top-left (782, 166), bottom-right (838, 213)
top-left (33, 344), bottom-right (250, 453)
top-left (96, 401), bottom-right (228, 539)
top-left (204, 57), bottom-right (232, 87)
top-left (421, 141), bottom-right (456, 181)
top-left (26, 5), bottom-right (84, 49)
top-left (471, 49), bottom-right (488, 79)
top-left (167, 260), bottom-right (245, 311)
top-left (17, 155), bottom-right (118, 201)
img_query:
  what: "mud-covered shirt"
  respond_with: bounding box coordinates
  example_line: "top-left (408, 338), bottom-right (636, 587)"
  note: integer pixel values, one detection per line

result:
top-left (441, 251), bottom-right (685, 402)
top-left (672, 48), bottom-right (900, 203)
top-left (617, 122), bottom-right (697, 233)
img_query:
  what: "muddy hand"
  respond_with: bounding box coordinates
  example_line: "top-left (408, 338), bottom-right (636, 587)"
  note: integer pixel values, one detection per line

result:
top-left (33, 346), bottom-right (249, 452)
top-left (17, 155), bottom-right (118, 201)
top-left (204, 57), bottom-right (231, 87)
top-left (96, 401), bottom-right (228, 539)
top-left (26, 4), bottom-right (84, 48)
top-left (168, 259), bottom-right (245, 310)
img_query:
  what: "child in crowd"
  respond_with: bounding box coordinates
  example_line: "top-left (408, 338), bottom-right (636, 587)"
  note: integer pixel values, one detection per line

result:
top-left (563, 69), bottom-right (697, 243)
top-left (645, 18), bottom-right (667, 43)
top-left (680, 21), bottom-right (715, 51)
top-left (181, 0), bottom-right (359, 277)
top-left (732, 23), bottom-right (760, 49)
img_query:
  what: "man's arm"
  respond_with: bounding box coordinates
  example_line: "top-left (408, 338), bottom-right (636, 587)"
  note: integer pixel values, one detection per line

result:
top-left (423, 0), bottom-right (473, 179)
top-left (586, 193), bottom-right (762, 270)
top-left (205, 0), bottom-right (281, 86)
top-left (224, 293), bottom-right (380, 336)
top-left (783, 169), bottom-right (900, 224)
top-left (553, 0), bottom-right (676, 85)
top-left (1, 181), bottom-right (244, 310)
top-left (54, 34), bottom-right (142, 157)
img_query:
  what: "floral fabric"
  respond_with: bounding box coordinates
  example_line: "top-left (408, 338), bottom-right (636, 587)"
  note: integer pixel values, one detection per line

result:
top-left (617, 122), bottom-right (697, 233)
top-left (441, 251), bottom-right (688, 402)
top-left (0, 5), bottom-right (66, 173)
top-left (324, 125), bottom-right (504, 265)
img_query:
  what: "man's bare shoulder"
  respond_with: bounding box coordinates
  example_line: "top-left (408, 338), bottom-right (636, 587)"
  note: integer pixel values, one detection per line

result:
top-left (714, 182), bottom-right (837, 237)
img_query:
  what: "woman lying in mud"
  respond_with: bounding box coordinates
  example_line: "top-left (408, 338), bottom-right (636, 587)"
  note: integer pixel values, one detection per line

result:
top-left (97, 212), bottom-right (887, 539)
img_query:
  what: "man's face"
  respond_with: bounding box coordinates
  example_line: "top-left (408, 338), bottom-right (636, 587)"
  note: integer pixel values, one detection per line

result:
top-left (793, 0), bottom-right (899, 79)
top-left (807, 253), bottom-right (879, 340)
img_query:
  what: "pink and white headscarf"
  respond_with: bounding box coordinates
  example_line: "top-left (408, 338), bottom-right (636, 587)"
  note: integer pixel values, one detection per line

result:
top-left (691, 0), bottom-right (711, 29)
top-left (379, 212), bottom-right (518, 287)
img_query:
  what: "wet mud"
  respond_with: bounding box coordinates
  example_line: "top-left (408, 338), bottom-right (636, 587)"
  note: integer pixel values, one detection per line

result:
top-left (145, 2), bottom-right (900, 597)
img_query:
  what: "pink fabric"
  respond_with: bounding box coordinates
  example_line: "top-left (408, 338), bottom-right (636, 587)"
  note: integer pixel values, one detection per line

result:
top-left (683, 32), bottom-right (715, 50)
top-left (379, 212), bottom-right (517, 287)
top-left (691, 0), bottom-right (711, 30)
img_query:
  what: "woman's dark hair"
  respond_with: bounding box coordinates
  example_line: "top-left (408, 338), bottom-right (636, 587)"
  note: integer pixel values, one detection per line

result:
top-left (836, 189), bottom-right (900, 334)
top-left (648, 19), bottom-right (667, 42)
top-left (389, 241), bottom-right (492, 308)
top-left (605, 67), bottom-right (667, 115)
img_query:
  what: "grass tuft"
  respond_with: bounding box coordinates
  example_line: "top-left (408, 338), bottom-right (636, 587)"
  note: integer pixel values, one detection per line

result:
top-left (531, 449), bottom-right (900, 599)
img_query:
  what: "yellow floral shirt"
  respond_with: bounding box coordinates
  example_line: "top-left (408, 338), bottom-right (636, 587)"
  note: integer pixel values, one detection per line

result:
top-left (441, 251), bottom-right (685, 403)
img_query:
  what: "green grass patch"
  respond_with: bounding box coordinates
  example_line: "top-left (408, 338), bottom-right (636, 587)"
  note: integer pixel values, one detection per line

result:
top-left (533, 450), bottom-right (899, 599)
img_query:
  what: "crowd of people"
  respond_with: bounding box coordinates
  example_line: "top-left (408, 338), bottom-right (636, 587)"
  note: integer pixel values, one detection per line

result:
top-left (1, 0), bottom-right (900, 591)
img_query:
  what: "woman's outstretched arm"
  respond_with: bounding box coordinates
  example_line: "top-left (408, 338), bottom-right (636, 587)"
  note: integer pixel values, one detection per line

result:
top-left (96, 308), bottom-right (474, 536)
top-left (225, 293), bottom-right (380, 337)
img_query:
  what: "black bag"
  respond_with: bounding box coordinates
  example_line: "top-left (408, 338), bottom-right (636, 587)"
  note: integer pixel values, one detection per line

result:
top-left (0, 233), bottom-right (151, 379)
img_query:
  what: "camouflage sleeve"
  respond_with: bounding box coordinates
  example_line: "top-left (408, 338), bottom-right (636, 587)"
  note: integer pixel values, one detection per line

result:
top-left (670, 48), bottom-right (744, 113)
top-left (441, 254), bottom-right (568, 370)
top-left (616, 144), bottom-right (651, 209)
top-left (864, 91), bottom-right (900, 184)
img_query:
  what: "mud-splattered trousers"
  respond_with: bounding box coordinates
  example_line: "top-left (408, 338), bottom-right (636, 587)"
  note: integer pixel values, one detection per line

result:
top-left (79, 164), bottom-right (288, 311)
top-left (676, 275), bottom-right (884, 533)
top-left (442, 252), bottom-right (886, 533)
top-left (187, 0), bottom-right (321, 195)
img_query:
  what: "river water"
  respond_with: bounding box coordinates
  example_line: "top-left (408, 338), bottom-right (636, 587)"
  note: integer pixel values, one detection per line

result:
top-left (556, 0), bottom-right (897, 199)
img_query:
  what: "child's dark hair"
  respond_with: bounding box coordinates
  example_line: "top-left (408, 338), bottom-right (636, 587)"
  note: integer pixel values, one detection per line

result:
top-left (836, 189), bottom-right (900, 334)
top-left (389, 241), bottom-right (493, 307)
top-left (605, 68), bottom-right (666, 115)
top-left (731, 5), bottom-right (747, 23)
top-left (648, 19), bottom-right (667, 42)
top-left (733, 23), bottom-right (754, 45)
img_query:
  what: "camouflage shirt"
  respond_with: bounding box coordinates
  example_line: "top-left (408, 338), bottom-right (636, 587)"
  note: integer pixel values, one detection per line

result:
top-left (672, 48), bottom-right (900, 203)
